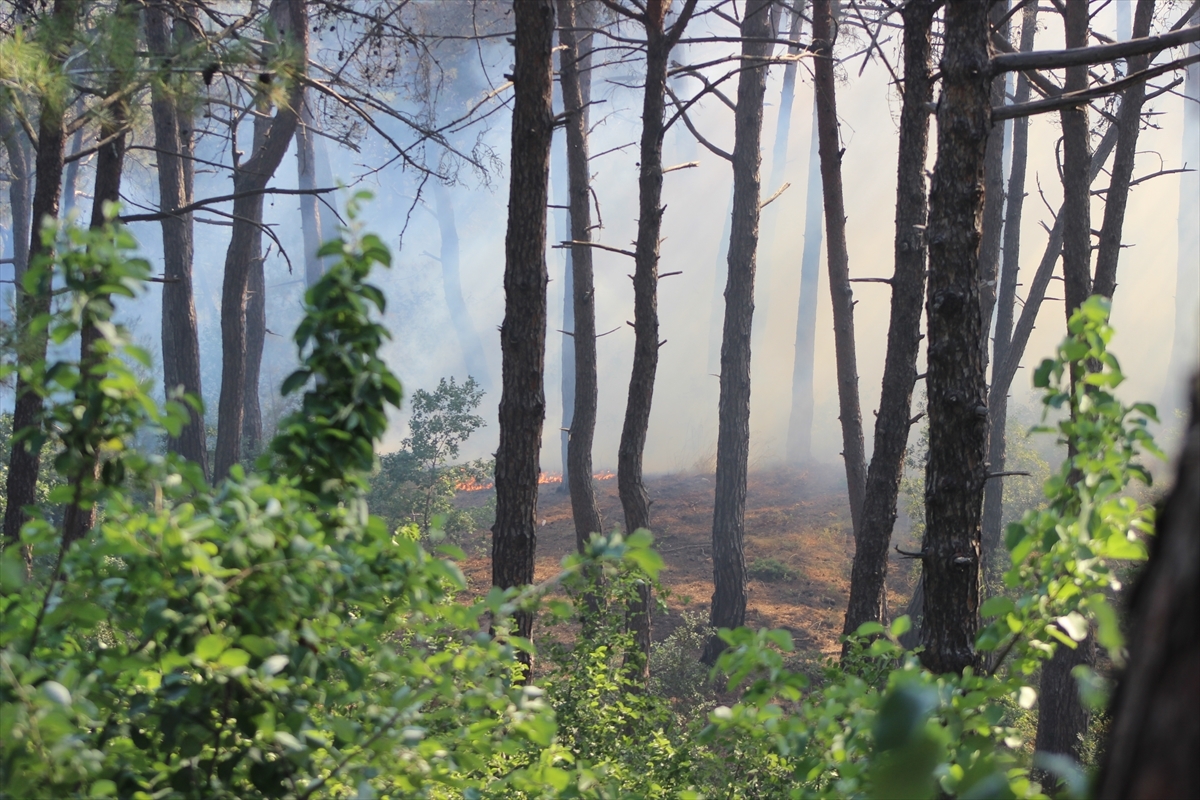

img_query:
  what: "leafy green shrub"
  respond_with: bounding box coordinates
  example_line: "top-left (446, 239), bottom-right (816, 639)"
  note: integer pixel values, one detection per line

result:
top-left (746, 556), bottom-right (795, 583)
top-left (649, 612), bottom-right (714, 711)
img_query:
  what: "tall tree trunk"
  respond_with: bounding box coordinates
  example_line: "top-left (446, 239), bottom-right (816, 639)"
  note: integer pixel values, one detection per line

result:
top-left (618, 0), bottom-right (680, 679)
top-left (840, 0), bottom-right (936, 643)
top-left (557, 0), bottom-right (603, 555)
top-left (149, 0), bottom-right (207, 475)
top-left (1097, 373), bottom-right (1200, 800)
top-left (241, 113), bottom-right (271, 455)
top-left (1036, 0), bottom-right (1095, 763)
top-left (491, 0), bottom-right (555, 672)
top-left (3, 0), bottom-right (76, 548)
top-left (919, 0), bottom-right (991, 676)
top-left (296, 93), bottom-right (324, 290)
top-left (786, 101), bottom-right (823, 464)
top-left (982, 0), bottom-right (1038, 575)
top-left (1164, 14), bottom-right (1199, 413)
top-left (60, 113), bottom-right (84, 215)
top-left (1, 113), bottom-right (32, 324)
top-left (707, 187), bottom-right (734, 375)
top-left (978, 1), bottom-right (1011, 349)
top-left (1093, 0), bottom-right (1156, 301)
top-left (702, 0), bottom-right (773, 666)
top-left (812, 0), bottom-right (867, 534)
top-left (212, 0), bottom-right (305, 482)
top-left (752, 0), bottom-right (805, 345)
top-left (433, 182), bottom-right (492, 388)
top-left (553, 88), bottom-right (573, 495)
top-left (63, 40), bottom-right (131, 548)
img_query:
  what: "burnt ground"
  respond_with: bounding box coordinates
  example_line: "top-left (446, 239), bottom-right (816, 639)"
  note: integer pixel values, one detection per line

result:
top-left (452, 465), bottom-right (921, 658)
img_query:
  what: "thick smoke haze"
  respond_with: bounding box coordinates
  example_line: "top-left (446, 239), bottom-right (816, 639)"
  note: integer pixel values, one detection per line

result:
top-left (4, 2), bottom-right (1195, 479)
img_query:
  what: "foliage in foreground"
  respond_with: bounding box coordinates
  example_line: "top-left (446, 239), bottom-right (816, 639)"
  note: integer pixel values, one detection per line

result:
top-left (0, 212), bottom-right (1160, 800)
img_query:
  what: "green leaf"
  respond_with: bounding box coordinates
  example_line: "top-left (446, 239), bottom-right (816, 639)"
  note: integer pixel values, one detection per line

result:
top-left (194, 634), bottom-right (228, 661)
top-left (890, 615), bottom-right (912, 639)
top-left (979, 596), bottom-right (1014, 618)
top-left (854, 621), bottom-right (885, 638)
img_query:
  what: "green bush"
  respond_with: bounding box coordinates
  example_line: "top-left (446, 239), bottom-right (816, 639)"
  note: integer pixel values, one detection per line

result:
top-left (746, 557), bottom-right (794, 583)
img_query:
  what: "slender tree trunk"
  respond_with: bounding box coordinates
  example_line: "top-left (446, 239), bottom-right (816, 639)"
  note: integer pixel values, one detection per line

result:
top-left (786, 101), bottom-right (823, 464)
top-left (982, 0), bottom-right (1038, 574)
top-left (63, 41), bottom-right (131, 547)
top-left (702, 0), bottom-right (773, 666)
top-left (978, 1), bottom-right (1011, 349)
top-left (1097, 374), bottom-right (1200, 800)
top-left (553, 91), bottom-right (573, 495)
top-left (1, 114), bottom-right (31, 308)
top-left (1164, 17), bottom-right (1199, 413)
top-left (3, 0), bottom-right (76, 548)
top-left (60, 114), bottom-right (84, 215)
top-left (241, 117), bottom-right (270, 455)
top-left (212, 0), bottom-right (305, 481)
top-left (491, 0), bottom-right (555, 672)
top-left (919, 0), bottom-right (991, 676)
top-left (1036, 0), bottom-right (1095, 762)
top-left (296, 94), bottom-right (324, 290)
top-left (1093, 0), bottom-right (1156, 301)
top-left (149, 0), bottom-right (206, 474)
top-left (432, 182), bottom-right (491, 387)
top-left (707, 187), bottom-right (734, 375)
top-left (618, 1), bottom-right (672, 679)
top-left (840, 0), bottom-right (935, 643)
top-left (811, 0), bottom-right (867, 533)
top-left (557, 0), bottom-right (603, 554)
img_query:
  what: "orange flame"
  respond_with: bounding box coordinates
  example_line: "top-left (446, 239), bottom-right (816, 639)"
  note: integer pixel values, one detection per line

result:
top-left (455, 471), bottom-right (616, 492)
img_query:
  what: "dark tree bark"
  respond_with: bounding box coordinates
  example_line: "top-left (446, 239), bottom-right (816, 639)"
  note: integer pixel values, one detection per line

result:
top-left (148, 0), bottom-right (207, 475)
top-left (978, 1), bottom-right (1011, 350)
top-left (786, 101), bottom-right (823, 464)
top-left (491, 0), bottom-right (555, 669)
top-left (1093, 0), bottom-right (1155, 301)
top-left (432, 181), bottom-right (491, 387)
top-left (212, 0), bottom-right (305, 482)
top-left (919, 0), bottom-right (991, 676)
top-left (982, 0), bottom-right (1038, 574)
top-left (1036, 0), bottom-right (1095, 761)
top-left (617, 0), bottom-right (699, 678)
top-left (296, 94), bottom-right (324, 290)
top-left (1098, 374), bottom-right (1200, 800)
top-left (556, 0), bottom-right (603, 553)
top-left (840, 0), bottom-right (936, 644)
top-left (62, 32), bottom-right (132, 548)
top-left (701, 0), bottom-right (773, 666)
top-left (811, 0), bottom-right (867, 534)
top-left (3, 0), bottom-right (76, 548)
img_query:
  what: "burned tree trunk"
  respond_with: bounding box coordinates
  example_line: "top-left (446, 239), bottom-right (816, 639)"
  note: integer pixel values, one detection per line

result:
top-left (212, 0), bottom-right (305, 481)
top-left (919, 0), bottom-right (991, 676)
top-left (556, 0), bottom-right (603, 552)
top-left (811, 0), bottom-right (867, 534)
top-left (491, 0), bottom-right (555, 665)
top-left (702, 0), bottom-right (773, 666)
top-left (1093, 0), bottom-right (1155, 301)
top-left (841, 0), bottom-right (936, 643)
top-left (3, 0), bottom-right (76, 547)
top-left (147, 0), bottom-right (207, 475)
top-left (978, 1), bottom-right (1011, 347)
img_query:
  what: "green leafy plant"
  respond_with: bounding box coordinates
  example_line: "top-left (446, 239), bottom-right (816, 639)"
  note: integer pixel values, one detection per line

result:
top-left (747, 557), bottom-right (795, 583)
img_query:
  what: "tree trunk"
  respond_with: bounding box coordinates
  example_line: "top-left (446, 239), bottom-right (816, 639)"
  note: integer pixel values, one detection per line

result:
top-left (1093, 0), bottom-right (1156, 301)
top-left (978, 1), bottom-right (1011, 350)
top-left (982, 0), bottom-right (1038, 577)
top-left (707, 187), bottom-right (734, 375)
top-left (1097, 373), bottom-right (1200, 800)
top-left (919, 0), bottom-right (991, 676)
top-left (786, 101), bottom-right (823, 464)
top-left (812, 0), bottom-right (867, 533)
top-left (63, 42), bottom-right (131, 548)
top-left (553, 95), bottom-right (573, 495)
top-left (1164, 16), bottom-right (1199, 414)
top-left (60, 116), bottom-right (84, 215)
top-left (1036, 0), bottom-right (1094, 760)
top-left (1, 113), bottom-right (31, 311)
top-left (3, 0), bottom-right (75, 548)
top-left (241, 115), bottom-right (271, 456)
top-left (433, 182), bottom-right (492, 388)
top-left (491, 0), bottom-right (555, 670)
top-left (557, 0), bottom-right (603, 555)
top-left (296, 94), bottom-right (324, 290)
top-left (702, 0), bottom-right (773, 666)
top-left (841, 0), bottom-right (935, 644)
top-left (212, 0), bottom-right (305, 482)
top-left (148, 0), bottom-right (207, 474)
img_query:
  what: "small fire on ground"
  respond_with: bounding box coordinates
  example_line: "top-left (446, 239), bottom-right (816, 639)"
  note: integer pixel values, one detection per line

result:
top-left (456, 471), bottom-right (616, 492)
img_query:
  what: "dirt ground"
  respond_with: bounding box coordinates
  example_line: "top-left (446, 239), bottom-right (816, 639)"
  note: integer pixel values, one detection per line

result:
top-left (453, 465), bottom-right (920, 657)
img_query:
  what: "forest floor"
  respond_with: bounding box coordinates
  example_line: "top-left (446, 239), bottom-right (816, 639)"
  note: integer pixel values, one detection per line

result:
top-left (452, 466), bottom-right (921, 658)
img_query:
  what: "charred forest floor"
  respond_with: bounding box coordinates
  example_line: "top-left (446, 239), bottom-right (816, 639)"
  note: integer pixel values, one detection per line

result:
top-left (452, 465), bottom-right (920, 659)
